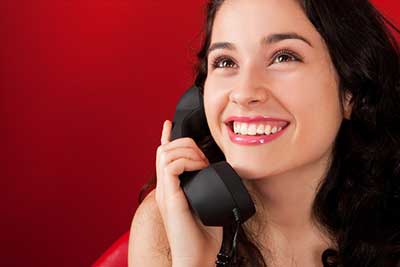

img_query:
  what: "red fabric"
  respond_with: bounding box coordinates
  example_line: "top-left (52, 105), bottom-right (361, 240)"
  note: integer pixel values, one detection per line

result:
top-left (92, 231), bottom-right (130, 267)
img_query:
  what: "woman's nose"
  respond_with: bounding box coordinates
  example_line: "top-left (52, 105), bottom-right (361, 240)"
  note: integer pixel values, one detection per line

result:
top-left (229, 69), bottom-right (269, 108)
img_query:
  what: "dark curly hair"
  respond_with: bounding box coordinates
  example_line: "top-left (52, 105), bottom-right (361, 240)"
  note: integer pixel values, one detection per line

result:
top-left (140, 0), bottom-right (400, 266)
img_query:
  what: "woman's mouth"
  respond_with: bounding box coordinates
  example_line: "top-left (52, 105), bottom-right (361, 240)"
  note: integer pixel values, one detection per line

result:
top-left (225, 119), bottom-right (290, 145)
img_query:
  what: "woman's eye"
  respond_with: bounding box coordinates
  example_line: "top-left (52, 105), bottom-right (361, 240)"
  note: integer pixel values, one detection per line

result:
top-left (272, 50), bottom-right (300, 64)
top-left (211, 57), bottom-right (237, 69)
top-left (209, 50), bottom-right (300, 70)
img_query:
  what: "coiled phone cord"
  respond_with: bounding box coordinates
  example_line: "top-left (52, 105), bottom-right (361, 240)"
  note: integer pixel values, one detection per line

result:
top-left (215, 208), bottom-right (241, 267)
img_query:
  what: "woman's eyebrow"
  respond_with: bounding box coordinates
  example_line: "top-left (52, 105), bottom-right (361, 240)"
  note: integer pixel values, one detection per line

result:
top-left (265, 32), bottom-right (312, 47)
top-left (207, 32), bottom-right (313, 56)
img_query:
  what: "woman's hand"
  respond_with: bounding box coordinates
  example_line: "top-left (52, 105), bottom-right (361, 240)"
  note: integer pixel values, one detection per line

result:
top-left (155, 120), bottom-right (223, 267)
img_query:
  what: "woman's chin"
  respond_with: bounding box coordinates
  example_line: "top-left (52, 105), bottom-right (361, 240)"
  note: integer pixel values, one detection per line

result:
top-left (226, 156), bottom-right (292, 180)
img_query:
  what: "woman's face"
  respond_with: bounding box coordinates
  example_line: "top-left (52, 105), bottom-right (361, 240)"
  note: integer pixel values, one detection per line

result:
top-left (204, 0), bottom-right (351, 179)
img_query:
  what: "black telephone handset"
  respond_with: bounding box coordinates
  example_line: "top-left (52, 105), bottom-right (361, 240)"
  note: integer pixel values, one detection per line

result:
top-left (170, 85), bottom-right (256, 227)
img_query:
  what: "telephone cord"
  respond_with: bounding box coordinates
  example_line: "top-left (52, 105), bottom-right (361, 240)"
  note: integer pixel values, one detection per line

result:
top-left (215, 208), bottom-right (241, 267)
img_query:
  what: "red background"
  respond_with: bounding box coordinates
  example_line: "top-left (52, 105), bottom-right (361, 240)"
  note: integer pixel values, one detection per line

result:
top-left (1, 1), bottom-right (398, 266)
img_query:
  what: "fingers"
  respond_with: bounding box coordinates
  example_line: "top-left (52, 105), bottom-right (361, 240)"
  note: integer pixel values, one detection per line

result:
top-left (156, 119), bottom-right (210, 210)
top-left (156, 145), bottom-right (208, 195)
top-left (156, 120), bottom-right (208, 176)
top-left (164, 157), bottom-right (209, 176)
top-left (161, 147), bottom-right (208, 165)
top-left (163, 158), bottom-right (208, 198)
top-left (161, 120), bottom-right (172, 145)
top-left (161, 137), bottom-right (208, 162)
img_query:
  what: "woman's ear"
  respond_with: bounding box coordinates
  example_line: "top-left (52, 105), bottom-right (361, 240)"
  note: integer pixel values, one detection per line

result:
top-left (343, 91), bottom-right (353, 120)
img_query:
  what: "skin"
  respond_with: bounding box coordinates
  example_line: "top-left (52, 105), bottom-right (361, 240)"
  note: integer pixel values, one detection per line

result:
top-left (129, 0), bottom-right (353, 266)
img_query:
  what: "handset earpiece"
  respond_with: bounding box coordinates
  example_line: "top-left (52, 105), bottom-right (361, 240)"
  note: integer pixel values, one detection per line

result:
top-left (170, 85), bottom-right (210, 142)
top-left (171, 85), bottom-right (256, 226)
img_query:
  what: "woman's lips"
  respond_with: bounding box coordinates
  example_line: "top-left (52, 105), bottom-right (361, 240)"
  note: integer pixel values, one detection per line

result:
top-left (223, 115), bottom-right (290, 145)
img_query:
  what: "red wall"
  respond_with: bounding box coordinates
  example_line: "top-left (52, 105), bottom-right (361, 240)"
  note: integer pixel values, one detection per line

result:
top-left (1, 1), bottom-right (398, 266)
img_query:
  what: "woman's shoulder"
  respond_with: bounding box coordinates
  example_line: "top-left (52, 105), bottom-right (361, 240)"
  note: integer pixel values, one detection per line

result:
top-left (128, 189), bottom-right (171, 266)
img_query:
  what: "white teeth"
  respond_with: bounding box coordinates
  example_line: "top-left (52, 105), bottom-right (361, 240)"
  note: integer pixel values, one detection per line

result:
top-left (264, 125), bottom-right (271, 135)
top-left (248, 124), bottom-right (257, 135)
top-left (231, 121), bottom-right (286, 136)
top-left (233, 122), bottom-right (240, 134)
top-left (240, 123), bottom-right (248, 135)
top-left (256, 124), bottom-right (265, 134)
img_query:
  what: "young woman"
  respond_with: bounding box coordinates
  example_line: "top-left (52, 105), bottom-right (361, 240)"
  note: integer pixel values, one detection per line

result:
top-left (128, 0), bottom-right (400, 266)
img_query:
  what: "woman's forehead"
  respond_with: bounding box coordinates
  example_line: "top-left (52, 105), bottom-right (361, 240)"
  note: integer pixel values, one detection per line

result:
top-left (211, 0), bottom-right (316, 44)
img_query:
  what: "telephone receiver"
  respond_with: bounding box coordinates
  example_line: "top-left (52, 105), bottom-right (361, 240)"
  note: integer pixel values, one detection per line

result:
top-left (170, 85), bottom-right (256, 227)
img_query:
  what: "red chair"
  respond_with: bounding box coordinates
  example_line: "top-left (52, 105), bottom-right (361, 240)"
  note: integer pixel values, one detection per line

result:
top-left (92, 231), bottom-right (130, 267)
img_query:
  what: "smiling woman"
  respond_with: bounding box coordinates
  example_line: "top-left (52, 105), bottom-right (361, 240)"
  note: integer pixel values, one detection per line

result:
top-left (128, 0), bottom-right (400, 266)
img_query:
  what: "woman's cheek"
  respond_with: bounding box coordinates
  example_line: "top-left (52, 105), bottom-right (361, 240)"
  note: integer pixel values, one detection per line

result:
top-left (204, 76), bottom-right (231, 108)
top-left (204, 78), bottom-right (231, 144)
top-left (204, 82), bottom-right (221, 132)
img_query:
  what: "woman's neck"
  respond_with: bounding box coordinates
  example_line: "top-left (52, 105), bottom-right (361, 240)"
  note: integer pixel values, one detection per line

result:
top-left (242, 155), bottom-right (335, 265)
top-left (245, 153), bottom-right (331, 232)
